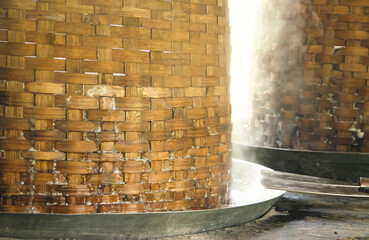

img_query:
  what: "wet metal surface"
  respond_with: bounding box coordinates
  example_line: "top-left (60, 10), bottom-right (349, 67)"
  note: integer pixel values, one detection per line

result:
top-left (261, 169), bottom-right (369, 198)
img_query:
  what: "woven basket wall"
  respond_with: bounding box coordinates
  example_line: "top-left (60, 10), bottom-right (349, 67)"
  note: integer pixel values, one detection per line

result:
top-left (250, 0), bottom-right (369, 152)
top-left (0, 0), bottom-right (231, 214)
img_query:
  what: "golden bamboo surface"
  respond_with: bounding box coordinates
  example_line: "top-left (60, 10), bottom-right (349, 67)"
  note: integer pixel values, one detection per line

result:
top-left (0, 0), bottom-right (231, 214)
top-left (251, 0), bottom-right (369, 152)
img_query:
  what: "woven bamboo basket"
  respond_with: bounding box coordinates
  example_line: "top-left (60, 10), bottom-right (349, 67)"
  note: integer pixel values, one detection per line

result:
top-left (0, 0), bottom-right (231, 214)
top-left (249, 0), bottom-right (369, 152)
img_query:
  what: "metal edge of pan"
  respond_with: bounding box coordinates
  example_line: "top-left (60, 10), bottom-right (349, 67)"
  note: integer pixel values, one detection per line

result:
top-left (0, 159), bottom-right (284, 240)
top-left (232, 142), bottom-right (369, 182)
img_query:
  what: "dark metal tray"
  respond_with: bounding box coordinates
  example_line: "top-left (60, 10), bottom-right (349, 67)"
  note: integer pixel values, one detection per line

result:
top-left (233, 143), bottom-right (369, 183)
top-left (0, 159), bottom-right (284, 240)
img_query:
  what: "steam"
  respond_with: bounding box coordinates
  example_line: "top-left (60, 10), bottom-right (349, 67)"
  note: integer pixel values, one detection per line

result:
top-left (229, 0), bottom-right (259, 123)
top-left (231, 0), bottom-right (323, 149)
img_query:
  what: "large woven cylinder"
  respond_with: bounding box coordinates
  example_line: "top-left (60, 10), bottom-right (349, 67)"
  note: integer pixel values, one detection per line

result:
top-left (249, 0), bottom-right (369, 152)
top-left (0, 0), bottom-right (231, 213)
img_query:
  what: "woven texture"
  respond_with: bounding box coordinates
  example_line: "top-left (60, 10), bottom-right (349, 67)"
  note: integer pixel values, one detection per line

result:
top-left (0, 0), bottom-right (231, 214)
top-left (250, 0), bottom-right (369, 152)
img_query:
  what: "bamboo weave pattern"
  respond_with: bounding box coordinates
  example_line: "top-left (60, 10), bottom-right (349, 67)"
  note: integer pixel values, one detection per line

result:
top-left (251, 0), bottom-right (369, 152)
top-left (0, 0), bottom-right (231, 214)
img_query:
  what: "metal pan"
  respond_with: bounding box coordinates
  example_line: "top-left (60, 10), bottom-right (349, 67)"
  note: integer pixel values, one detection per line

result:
top-left (0, 159), bottom-right (284, 240)
top-left (233, 143), bottom-right (369, 183)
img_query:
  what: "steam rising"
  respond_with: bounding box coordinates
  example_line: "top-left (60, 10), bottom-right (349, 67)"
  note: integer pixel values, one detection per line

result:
top-left (231, 0), bottom-right (323, 148)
